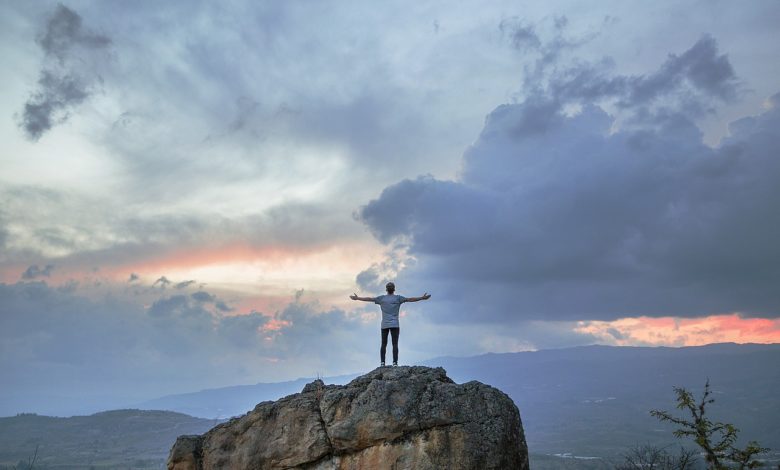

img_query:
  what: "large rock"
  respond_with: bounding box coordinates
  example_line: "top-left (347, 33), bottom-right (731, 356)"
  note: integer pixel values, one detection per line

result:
top-left (168, 366), bottom-right (529, 470)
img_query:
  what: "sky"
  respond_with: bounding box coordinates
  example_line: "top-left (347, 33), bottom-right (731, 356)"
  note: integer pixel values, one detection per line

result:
top-left (1, 0), bottom-right (779, 416)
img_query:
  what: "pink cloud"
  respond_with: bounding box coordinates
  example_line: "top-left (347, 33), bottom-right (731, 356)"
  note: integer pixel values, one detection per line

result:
top-left (576, 314), bottom-right (780, 346)
top-left (112, 242), bottom-right (321, 276)
top-left (261, 318), bottom-right (292, 333)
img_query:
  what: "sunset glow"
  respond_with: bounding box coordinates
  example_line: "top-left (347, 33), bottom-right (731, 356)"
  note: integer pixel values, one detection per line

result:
top-left (127, 241), bottom-right (384, 291)
top-left (2, 1), bottom-right (778, 419)
top-left (576, 314), bottom-right (780, 347)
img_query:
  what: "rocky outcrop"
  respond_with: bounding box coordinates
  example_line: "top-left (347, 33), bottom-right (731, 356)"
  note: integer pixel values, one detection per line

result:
top-left (168, 366), bottom-right (528, 470)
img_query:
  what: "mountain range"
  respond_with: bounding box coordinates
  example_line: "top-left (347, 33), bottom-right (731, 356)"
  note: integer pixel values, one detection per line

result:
top-left (136, 342), bottom-right (780, 463)
top-left (2, 343), bottom-right (778, 469)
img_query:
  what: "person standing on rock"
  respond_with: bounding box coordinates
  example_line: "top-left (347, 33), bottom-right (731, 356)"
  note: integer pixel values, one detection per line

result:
top-left (350, 282), bottom-right (431, 367)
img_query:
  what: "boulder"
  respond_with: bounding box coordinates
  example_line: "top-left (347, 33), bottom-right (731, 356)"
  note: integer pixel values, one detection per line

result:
top-left (168, 366), bottom-right (528, 470)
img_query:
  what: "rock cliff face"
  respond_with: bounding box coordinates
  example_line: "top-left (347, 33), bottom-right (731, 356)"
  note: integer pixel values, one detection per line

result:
top-left (168, 366), bottom-right (528, 470)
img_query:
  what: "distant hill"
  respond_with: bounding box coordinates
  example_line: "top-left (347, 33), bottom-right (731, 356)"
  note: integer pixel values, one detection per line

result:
top-left (1, 343), bottom-right (778, 469)
top-left (134, 374), bottom-right (359, 419)
top-left (134, 342), bottom-right (780, 466)
top-left (0, 409), bottom-right (218, 469)
top-left (421, 342), bottom-right (780, 465)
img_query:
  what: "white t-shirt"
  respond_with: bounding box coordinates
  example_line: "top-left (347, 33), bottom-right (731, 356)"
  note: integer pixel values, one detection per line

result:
top-left (374, 294), bottom-right (407, 328)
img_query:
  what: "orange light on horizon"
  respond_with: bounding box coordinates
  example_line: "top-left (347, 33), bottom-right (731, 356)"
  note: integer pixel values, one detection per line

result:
top-left (1, 239), bottom-right (387, 295)
top-left (576, 314), bottom-right (780, 346)
top-left (123, 243), bottom-right (313, 273)
top-left (261, 318), bottom-right (292, 332)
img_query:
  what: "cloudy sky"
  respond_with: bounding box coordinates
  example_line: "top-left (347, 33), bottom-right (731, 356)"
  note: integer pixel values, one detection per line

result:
top-left (1, 0), bottom-right (779, 416)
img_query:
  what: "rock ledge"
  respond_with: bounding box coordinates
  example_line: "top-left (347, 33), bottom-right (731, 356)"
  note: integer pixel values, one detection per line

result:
top-left (168, 366), bottom-right (528, 470)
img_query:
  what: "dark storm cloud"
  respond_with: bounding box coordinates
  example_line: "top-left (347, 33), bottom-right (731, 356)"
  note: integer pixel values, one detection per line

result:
top-left (358, 38), bottom-right (780, 322)
top-left (0, 280), bottom-right (379, 414)
top-left (355, 267), bottom-right (380, 292)
top-left (144, 292), bottom-right (248, 349)
top-left (499, 20), bottom-right (541, 51)
top-left (272, 300), bottom-right (374, 362)
top-left (191, 291), bottom-right (216, 303)
top-left (354, 247), bottom-right (409, 292)
top-left (20, 72), bottom-right (91, 141)
top-left (19, 3), bottom-right (111, 140)
top-left (0, 281), bottom-right (276, 413)
top-left (152, 276), bottom-right (171, 288)
top-left (548, 35), bottom-right (739, 115)
top-left (628, 35), bottom-right (737, 103)
top-left (500, 17), bottom-right (738, 120)
top-left (174, 280), bottom-right (196, 289)
top-left (500, 15), bottom-right (601, 90)
top-left (216, 311), bottom-right (269, 348)
top-left (37, 3), bottom-right (110, 61)
top-left (148, 294), bottom-right (195, 318)
top-left (21, 264), bottom-right (54, 279)
top-left (190, 290), bottom-right (233, 311)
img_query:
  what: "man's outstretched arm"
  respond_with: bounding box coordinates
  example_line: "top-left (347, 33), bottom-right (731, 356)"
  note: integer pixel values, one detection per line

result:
top-left (350, 293), bottom-right (376, 302)
top-left (405, 293), bottom-right (431, 302)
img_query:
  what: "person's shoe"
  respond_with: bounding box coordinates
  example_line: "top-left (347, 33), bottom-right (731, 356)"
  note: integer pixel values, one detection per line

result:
top-left (380, 362), bottom-right (386, 367)
top-left (392, 362), bottom-right (398, 367)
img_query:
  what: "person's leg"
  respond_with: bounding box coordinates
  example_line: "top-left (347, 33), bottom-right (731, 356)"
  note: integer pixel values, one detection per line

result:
top-left (390, 327), bottom-right (400, 364)
top-left (380, 328), bottom-right (390, 365)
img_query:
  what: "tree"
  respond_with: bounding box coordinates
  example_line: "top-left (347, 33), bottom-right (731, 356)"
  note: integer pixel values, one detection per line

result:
top-left (616, 444), bottom-right (698, 470)
top-left (650, 379), bottom-right (769, 469)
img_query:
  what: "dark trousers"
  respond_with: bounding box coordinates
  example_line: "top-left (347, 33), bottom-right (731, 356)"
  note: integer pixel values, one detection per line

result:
top-left (380, 327), bottom-right (400, 363)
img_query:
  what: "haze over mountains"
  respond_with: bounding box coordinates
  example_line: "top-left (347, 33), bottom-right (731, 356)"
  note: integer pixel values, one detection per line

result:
top-left (136, 374), bottom-right (359, 420)
top-left (0, 410), bottom-right (217, 469)
top-left (2, 343), bottom-right (778, 468)
top-left (425, 342), bottom-right (780, 458)
top-left (140, 342), bottom-right (780, 458)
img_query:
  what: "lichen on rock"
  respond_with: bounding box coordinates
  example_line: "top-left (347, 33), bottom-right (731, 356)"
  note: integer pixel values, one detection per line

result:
top-left (167, 366), bottom-right (529, 470)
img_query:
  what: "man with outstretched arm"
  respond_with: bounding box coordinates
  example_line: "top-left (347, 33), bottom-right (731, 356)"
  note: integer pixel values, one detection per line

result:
top-left (350, 282), bottom-right (431, 367)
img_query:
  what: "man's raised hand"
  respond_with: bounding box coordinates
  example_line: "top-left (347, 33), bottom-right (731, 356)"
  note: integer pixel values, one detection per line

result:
top-left (350, 293), bottom-right (358, 300)
top-left (422, 293), bottom-right (431, 300)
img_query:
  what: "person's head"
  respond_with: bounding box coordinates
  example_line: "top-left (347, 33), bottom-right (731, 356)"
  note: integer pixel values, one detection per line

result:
top-left (385, 282), bottom-right (395, 294)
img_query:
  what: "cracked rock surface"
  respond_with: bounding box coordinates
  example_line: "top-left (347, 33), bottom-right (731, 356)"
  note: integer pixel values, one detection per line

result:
top-left (167, 366), bottom-right (528, 470)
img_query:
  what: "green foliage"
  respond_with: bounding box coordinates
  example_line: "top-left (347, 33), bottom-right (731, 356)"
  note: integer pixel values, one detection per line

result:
top-left (650, 379), bottom-right (769, 469)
